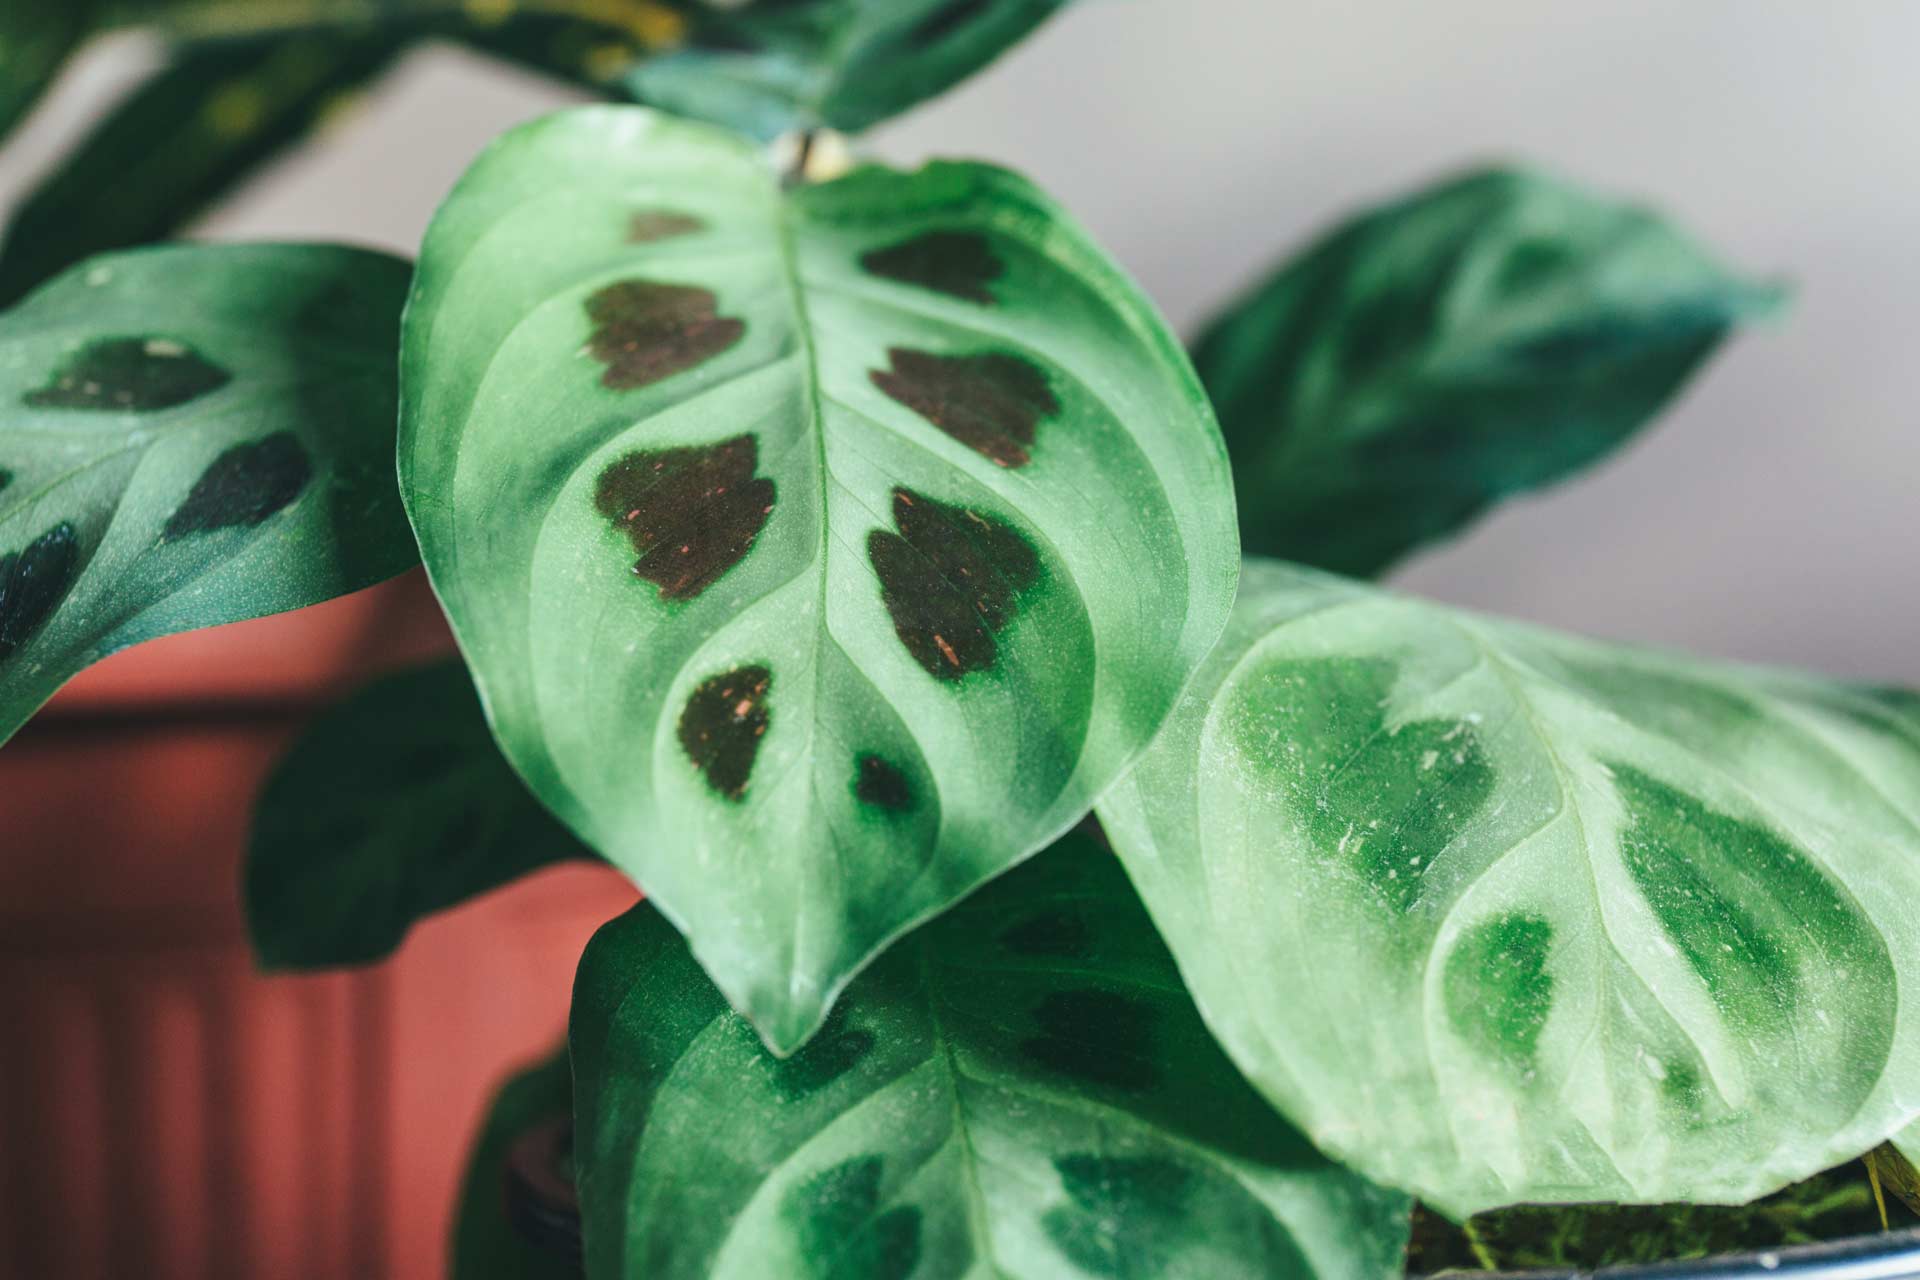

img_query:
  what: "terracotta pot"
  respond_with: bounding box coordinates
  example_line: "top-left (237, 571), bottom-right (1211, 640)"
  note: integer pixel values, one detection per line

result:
top-left (0, 573), bottom-right (638, 1279)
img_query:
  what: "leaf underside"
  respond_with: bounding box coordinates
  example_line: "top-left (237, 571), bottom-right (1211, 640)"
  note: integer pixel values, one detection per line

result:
top-left (1193, 168), bottom-right (1781, 577)
top-left (0, 244), bottom-right (418, 744)
top-left (401, 106), bottom-right (1236, 1054)
top-left (1099, 559), bottom-right (1920, 1217)
top-left (246, 661), bottom-right (592, 970)
top-left (570, 832), bottom-right (1411, 1280)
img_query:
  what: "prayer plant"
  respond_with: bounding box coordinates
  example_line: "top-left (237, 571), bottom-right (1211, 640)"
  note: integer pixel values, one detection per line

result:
top-left (4, 3), bottom-right (1915, 1277)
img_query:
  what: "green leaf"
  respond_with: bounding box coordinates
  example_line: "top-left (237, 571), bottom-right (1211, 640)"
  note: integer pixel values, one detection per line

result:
top-left (0, 244), bottom-right (418, 743)
top-left (628, 0), bottom-right (1073, 140)
top-left (247, 661), bottom-right (592, 970)
top-left (401, 106), bottom-right (1236, 1054)
top-left (0, 2), bottom-right (91, 143)
top-left (570, 831), bottom-right (1410, 1280)
top-left (1098, 559), bottom-right (1920, 1217)
top-left (0, 31), bottom-right (409, 307)
top-left (1194, 169), bottom-right (1782, 577)
top-left (451, 1049), bottom-right (580, 1280)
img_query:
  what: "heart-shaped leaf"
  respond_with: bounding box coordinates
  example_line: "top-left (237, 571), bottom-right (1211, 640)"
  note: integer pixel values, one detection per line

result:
top-left (247, 661), bottom-right (591, 970)
top-left (0, 244), bottom-right (418, 744)
top-left (0, 30), bottom-right (409, 306)
top-left (1194, 169), bottom-right (1782, 577)
top-left (401, 106), bottom-right (1236, 1053)
top-left (1099, 560), bottom-right (1920, 1217)
top-left (571, 831), bottom-right (1410, 1279)
top-left (627, 0), bottom-right (1074, 139)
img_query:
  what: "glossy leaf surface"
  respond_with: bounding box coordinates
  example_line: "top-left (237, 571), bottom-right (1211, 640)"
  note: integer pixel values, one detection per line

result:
top-left (571, 832), bottom-right (1410, 1280)
top-left (1100, 560), bottom-right (1920, 1216)
top-left (247, 661), bottom-right (590, 969)
top-left (450, 1049), bottom-right (578, 1280)
top-left (628, 0), bottom-right (1073, 139)
top-left (1194, 169), bottom-right (1781, 576)
top-left (0, 245), bottom-right (417, 743)
top-left (402, 106), bottom-right (1236, 1053)
top-left (0, 30), bottom-right (407, 307)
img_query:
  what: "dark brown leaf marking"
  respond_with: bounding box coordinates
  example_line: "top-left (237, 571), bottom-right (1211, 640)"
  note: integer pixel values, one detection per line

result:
top-left (860, 230), bottom-right (1003, 305)
top-left (628, 209), bottom-right (706, 244)
top-left (0, 522), bottom-right (78, 664)
top-left (594, 434), bottom-right (774, 601)
top-left (678, 664), bottom-right (771, 801)
top-left (854, 753), bottom-right (913, 813)
top-left (26, 337), bottom-right (230, 412)
top-left (867, 487), bottom-right (1039, 682)
top-left (872, 348), bottom-right (1058, 468)
top-left (585, 280), bottom-right (743, 391)
top-left (162, 431), bottom-right (311, 538)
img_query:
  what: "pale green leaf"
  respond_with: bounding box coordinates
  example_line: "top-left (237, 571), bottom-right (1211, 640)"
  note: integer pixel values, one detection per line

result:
top-left (570, 832), bottom-right (1410, 1280)
top-left (246, 661), bottom-right (592, 970)
top-left (401, 106), bottom-right (1236, 1054)
top-left (0, 244), bottom-right (418, 744)
top-left (1099, 559), bottom-right (1920, 1217)
top-left (1195, 169), bottom-right (1782, 577)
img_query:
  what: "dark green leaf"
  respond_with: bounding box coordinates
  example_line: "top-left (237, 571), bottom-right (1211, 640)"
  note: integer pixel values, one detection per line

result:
top-left (1195, 168), bottom-right (1782, 577)
top-left (401, 106), bottom-right (1236, 1054)
top-left (451, 1049), bottom-right (580, 1280)
top-left (0, 2), bottom-right (91, 143)
top-left (0, 244), bottom-right (419, 744)
top-left (570, 831), bottom-right (1410, 1280)
top-left (247, 661), bottom-right (593, 970)
top-left (627, 0), bottom-right (1074, 138)
top-left (1100, 559), bottom-right (1920, 1216)
top-left (0, 30), bottom-right (409, 307)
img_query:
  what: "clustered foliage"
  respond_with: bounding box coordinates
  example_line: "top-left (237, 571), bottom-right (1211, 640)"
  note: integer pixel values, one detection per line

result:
top-left (3, 4), bottom-right (1917, 1278)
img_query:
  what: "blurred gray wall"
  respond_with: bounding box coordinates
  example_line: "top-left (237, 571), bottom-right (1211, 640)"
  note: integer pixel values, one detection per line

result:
top-left (4, 0), bottom-right (1914, 682)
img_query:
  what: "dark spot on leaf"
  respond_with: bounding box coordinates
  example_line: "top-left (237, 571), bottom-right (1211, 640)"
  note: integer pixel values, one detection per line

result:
top-left (585, 280), bottom-right (743, 391)
top-left (628, 209), bottom-right (705, 244)
top-left (853, 753), bottom-right (912, 813)
top-left (860, 230), bottom-right (1003, 305)
top-left (1021, 988), bottom-right (1160, 1091)
top-left (1044, 1154), bottom-right (1200, 1277)
top-left (872, 348), bottom-right (1057, 468)
top-left (678, 665), bottom-right (771, 801)
top-left (1444, 913), bottom-right (1555, 1072)
top-left (783, 1156), bottom-right (922, 1280)
top-left (162, 431), bottom-right (311, 538)
top-left (770, 1004), bottom-right (874, 1099)
top-left (594, 434), bottom-right (774, 600)
top-left (0, 469), bottom-right (11, 496)
top-left (0, 522), bottom-right (79, 664)
top-left (25, 337), bottom-right (230, 412)
top-left (911, 0), bottom-right (990, 46)
top-left (999, 908), bottom-right (1093, 960)
top-left (867, 487), bottom-right (1040, 682)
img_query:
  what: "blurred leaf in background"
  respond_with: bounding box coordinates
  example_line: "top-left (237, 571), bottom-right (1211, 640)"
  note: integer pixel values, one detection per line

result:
top-left (1194, 168), bottom-right (1782, 577)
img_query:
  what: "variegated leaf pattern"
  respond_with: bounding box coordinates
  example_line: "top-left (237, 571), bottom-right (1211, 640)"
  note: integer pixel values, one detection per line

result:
top-left (1194, 169), bottom-right (1781, 577)
top-left (0, 245), bottom-right (417, 744)
top-left (570, 832), bottom-right (1411, 1280)
top-left (400, 106), bottom-right (1236, 1054)
top-left (1099, 559), bottom-right (1920, 1217)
